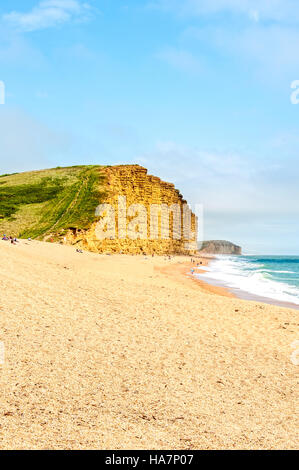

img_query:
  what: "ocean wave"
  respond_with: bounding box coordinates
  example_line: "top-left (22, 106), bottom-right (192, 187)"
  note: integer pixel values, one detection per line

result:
top-left (196, 256), bottom-right (299, 305)
top-left (255, 269), bottom-right (296, 274)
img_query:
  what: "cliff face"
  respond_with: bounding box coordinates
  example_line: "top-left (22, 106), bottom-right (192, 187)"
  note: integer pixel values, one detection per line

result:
top-left (199, 240), bottom-right (241, 255)
top-left (66, 165), bottom-right (198, 255)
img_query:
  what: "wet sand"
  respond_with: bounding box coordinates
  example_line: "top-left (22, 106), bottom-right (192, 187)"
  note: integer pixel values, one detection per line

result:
top-left (194, 261), bottom-right (299, 310)
top-left (0, 240), bottom-right (298, 450)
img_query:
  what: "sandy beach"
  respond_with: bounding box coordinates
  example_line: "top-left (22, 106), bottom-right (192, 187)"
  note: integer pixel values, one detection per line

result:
top-left (0, 240), bottom-right (298, 450)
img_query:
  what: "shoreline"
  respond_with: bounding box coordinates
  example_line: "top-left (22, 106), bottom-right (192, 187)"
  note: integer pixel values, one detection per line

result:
top-left (156, 257), bottom-right (235, 300)
top-left (195, 271), bottom-right (299, 310)
top-left (157, 255), bottom-right (299, 311)
top-left (2, 238), bottom-right (298, 310)
top-left (189, 255), bottom-right (299, 311)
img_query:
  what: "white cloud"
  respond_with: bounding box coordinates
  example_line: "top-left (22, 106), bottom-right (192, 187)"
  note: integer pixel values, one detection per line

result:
top-left (135, 141), bottom-right (299, 251)
top-left (249, 9), bottom-right (259, 22)
top-left (150, 0), bottom-right (299, 24)
top-left (36, 90), bottom-right (49, 99)
top-left (2, 0), bottom-right (92, 32)
top-left (0, 33), bottom-right (46, 67)
top-left (185, 23), bottom-right (299, 80)
top-left (150, 1), bottom-right (299, 81)
top-left (233, 25), bottom-right (299, 75)
top-left (156, 47), bottom-right (203, 74)
top-left (136, 141), bottom-right (299, 216)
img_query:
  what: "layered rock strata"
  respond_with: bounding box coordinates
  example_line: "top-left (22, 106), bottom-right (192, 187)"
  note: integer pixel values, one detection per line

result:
top-left (66, 165), bottom-right (198, 255)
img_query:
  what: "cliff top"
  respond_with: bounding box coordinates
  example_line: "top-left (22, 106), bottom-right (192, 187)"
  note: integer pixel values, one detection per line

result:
top-left (0, 165), bottom-right (106, 239)
top-left (0, 164), bottom-right (188, 242)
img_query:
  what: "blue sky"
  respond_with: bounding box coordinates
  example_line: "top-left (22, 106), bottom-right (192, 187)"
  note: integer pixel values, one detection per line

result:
top-left (1, 0), bottom-right (299, 253)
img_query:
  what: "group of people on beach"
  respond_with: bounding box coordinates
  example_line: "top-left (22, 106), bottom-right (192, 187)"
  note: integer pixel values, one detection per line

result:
top-left (2, 235), bottom-right (19, 245)
top-left (190, 258), bottom-right (203, 275)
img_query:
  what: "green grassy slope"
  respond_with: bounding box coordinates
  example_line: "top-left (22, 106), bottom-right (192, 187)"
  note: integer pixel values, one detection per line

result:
top-left (0, 165), bottom-right (106, 240)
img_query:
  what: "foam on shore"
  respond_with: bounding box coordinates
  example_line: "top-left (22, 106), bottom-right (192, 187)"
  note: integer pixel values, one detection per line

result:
top-left (195, 255), bottom-right (299, 308)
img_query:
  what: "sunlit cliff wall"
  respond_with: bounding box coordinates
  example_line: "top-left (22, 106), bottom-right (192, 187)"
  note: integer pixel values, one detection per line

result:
top-left (66, 165), bottom-right (198, 255)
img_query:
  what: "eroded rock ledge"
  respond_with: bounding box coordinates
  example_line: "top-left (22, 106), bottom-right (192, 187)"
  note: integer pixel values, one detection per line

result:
top-left (66, 165), bottom-right (198, 255)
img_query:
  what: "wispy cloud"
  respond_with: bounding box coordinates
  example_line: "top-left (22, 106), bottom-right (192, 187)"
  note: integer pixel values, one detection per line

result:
top-left (184, 23), bottom-right (299, 81)
top-left (136, 140), bottom-right (299, 216)
top-left (150, 0), bottom-right (299, 24)
top-left (156, 46), bottom-right (203, 74)
top-left (134, 140), bottom-right (299, 251)
top-left (151, 1), bottom-right (299, 81)
top-left (0, 33), bottom-right (46, 67)
top-left (2, 0), bottom-right (93, 32)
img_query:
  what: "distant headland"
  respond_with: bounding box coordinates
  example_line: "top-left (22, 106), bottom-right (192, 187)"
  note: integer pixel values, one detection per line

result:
top-left (199, 240), bottom-right (242, 255)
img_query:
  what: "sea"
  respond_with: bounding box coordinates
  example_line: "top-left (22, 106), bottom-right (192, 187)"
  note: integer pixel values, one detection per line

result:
top-left (195, 255), bottom-right (299, 308)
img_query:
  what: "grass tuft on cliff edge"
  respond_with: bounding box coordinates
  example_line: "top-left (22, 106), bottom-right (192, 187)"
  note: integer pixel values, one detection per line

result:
top-left (0, 165), bottom-right (106, 240)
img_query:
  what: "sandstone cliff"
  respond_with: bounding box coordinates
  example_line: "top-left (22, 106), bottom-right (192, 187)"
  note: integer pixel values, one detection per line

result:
top-left (199, 240), bottom-right (241, 255)
top-left (66, 165), bottom-right (198, 255)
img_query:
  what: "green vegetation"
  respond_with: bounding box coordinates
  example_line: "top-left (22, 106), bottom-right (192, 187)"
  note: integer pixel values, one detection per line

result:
top-left (0, 178), bottom-right (63, 219)
top-left (0, 165), bottom-right (106, 239)
top-left (0, 173), bottom-right (19, 178)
